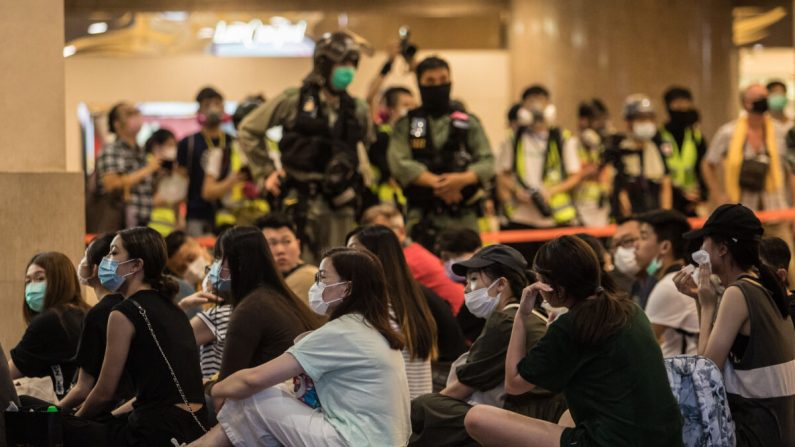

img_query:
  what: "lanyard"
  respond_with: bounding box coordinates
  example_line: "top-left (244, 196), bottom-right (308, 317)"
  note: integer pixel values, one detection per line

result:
top-left (201, 130), bottom-right (226, 150)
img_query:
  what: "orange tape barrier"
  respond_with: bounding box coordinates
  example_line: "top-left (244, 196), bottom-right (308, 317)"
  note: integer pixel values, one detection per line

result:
top-left (85, 207), bottom-right (795, 248)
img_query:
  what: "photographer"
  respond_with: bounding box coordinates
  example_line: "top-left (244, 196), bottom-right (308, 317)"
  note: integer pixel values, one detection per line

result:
top-left (237, 32), bottom-right (373, 262)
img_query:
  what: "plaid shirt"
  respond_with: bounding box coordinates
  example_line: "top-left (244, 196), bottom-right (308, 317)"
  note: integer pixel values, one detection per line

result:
top-left (96, 139), bottom-right (153, 226)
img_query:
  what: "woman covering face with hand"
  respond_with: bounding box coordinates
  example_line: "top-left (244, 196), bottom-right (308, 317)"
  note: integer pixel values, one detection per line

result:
top-left (465, 235), bottom-right (682, 447)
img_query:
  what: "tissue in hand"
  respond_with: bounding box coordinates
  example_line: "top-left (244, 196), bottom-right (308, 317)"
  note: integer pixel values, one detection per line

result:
top-left (692, 250), bottom-right (710, 265)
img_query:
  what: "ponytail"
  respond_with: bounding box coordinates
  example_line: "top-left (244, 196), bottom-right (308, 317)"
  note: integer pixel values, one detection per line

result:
top-left (149, 274), bottom-right (179, 301)
top-left (570, 274), bottom-right (634, 345)
top-left (756, 262), bottom-right (790, 318)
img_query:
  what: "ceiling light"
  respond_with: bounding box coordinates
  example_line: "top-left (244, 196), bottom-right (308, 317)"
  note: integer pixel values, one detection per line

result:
top-left (63, 45), bottom-right (76, 57)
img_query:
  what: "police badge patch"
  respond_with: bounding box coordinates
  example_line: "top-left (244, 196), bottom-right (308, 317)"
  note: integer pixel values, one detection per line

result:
top-left (410, 117), bottom-right (427, 150)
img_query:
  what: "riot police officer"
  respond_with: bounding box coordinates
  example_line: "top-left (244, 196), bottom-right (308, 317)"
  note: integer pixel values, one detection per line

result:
top-left (388, 56), bottom-right (494, 247)
top-left (237, 32), bottom-right (372, 262)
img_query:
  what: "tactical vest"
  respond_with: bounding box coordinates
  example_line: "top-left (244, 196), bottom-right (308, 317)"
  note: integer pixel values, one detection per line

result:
top-left (278, 83), bottom-right (361, 177)
top-left (404, 108), bottom-right (479, 212)
top-left (659, 126), bottom-right (701, 191)
top-left (512, 127), bottom-right (577, 224)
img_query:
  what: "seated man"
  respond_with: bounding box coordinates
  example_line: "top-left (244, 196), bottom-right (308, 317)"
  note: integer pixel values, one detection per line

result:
top-left (164, 231), bottom-right (213, 305)
top-left (361, 203), bottom-right (465, 314)
top-left (255, 213), bottom-right (318, 302)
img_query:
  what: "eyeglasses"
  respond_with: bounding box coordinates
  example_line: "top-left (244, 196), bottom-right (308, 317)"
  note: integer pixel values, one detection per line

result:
top-left (267, 238), bottom-right (296, 247)
top-left (611, 236), bottom-right (639, 250)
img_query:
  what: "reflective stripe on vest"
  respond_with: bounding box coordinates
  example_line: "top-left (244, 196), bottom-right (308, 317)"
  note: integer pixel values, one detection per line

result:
top-left (215, 148), bottom-right (269, 227)
top-left (575, 144), bottom-right (605, 203)
top-left (515, 132), bottom-right (577, 224)
top-left (148, 207), bottom-right (177, 237)
top-left (660, 127), bottom-right (699, 190)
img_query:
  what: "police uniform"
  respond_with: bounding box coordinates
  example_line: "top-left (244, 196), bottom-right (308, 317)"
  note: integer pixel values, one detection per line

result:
top-left (388, 109), bottom-right (494, 236)
top-left (238, 85), bottom-right (373, 262)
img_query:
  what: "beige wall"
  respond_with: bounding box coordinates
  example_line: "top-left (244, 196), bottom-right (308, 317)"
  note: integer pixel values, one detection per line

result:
top-left (65, 50), bottom-right (511, 172)
top-left (0, 0), bottom-right (85, 349)
top-left (509, 0), bottom-right (735, 140)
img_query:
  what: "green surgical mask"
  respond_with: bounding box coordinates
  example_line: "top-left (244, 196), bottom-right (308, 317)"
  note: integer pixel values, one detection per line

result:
top-left (768, 93), bottom-right (788, 112)
top-left (330, 66), bottom-right (356, 91)
top-left (646, 257), bottom-right (663, 277)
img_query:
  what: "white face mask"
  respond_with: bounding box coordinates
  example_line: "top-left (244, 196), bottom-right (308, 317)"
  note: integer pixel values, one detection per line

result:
top-left (184, 257), bottom-right (208, 285)
top-left (308, 281), bottom-right (348, 315)
top-left (464, 279), bottom-right (502, 319)
top-left (161, 145), bottom-right (178, 161)
top-left (632, 121), bottom-right (657, 140)
top-left (614, 246), bottom-right (640, 276)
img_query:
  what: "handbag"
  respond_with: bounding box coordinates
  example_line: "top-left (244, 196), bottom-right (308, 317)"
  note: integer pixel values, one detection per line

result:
top-left (738, 155), bottom-right (769, 192)
top-left (127, 299), bottom-right (206, 434)
top-left (85, 170), bottom-right (125, 233)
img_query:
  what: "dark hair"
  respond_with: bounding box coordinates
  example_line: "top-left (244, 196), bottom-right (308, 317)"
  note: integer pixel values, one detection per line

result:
top-left (710, 234), bottom-right (790, 318)
top-left (436, 228), bottom-right (482, 256)
top-left (574, 233), bottom-right (610, 271)
top-left (254, 213), bottom-right (298, 238)
top-left (760, 236), bottom-right (791, 271)
top-left (766, 80), bottom-right (786, 92)
top-left (590, 98), bottom-right (608, 116)
top-left (507, 103), bottom-right (522, 123)
top-left (117, 227), bottom-right (179, 299)
top-left (322, 247), bottom-right (404, 350)
top-left (521, 84), bottom-right (550, 101)
top-left (534, 236), bottom-right (634, 345)
top-left (24, 252), bottom-right (89, 324)
top-left (232, 95), bottom-right (265, 129)
top-left (416, 56), bottom-right (450, 80)
top-left (144, 128), bottom-right (175, 154)
top-left (663, 86), bottom-right (693, 108)
top-left (221, 227), bottom-right (320, 330)
top-left (164, 230), bottom-right (189, 260)
top-left (478, 263), bottom-right (530, 304)
top-left (196, 86), bottom-right (223, 104)
top-left (86, 233), bottom-right (116, 268)
top-left (383, 86), bottom-right (412, 109)
top-left (346, 226), bottom-right (436, 360)
top-left (636, 210), bottom-right (692, 260)
top-left (107, 102), bottom-right (125, 135)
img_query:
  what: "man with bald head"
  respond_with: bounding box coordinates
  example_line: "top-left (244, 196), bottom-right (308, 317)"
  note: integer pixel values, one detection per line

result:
top-left (702, 84), bottom-right (795, 283)
top-left (702, 83), bottom-right (790, 210)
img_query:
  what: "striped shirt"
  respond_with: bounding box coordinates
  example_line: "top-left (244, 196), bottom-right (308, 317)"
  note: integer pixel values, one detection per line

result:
top-left (390, 308), bottom-right (432, 399)
top-left (196, 304), bottom-right (232, 379)
top-left (724, 279), bottom-right (795, 446)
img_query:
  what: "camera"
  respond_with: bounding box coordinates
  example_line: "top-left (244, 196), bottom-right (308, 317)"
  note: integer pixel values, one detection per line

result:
top-left (398, 26), bottom-right (417, 62)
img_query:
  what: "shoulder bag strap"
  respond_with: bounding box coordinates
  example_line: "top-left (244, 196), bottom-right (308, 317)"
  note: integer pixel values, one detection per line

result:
top-left (127, 299), bottom-right (206, 434)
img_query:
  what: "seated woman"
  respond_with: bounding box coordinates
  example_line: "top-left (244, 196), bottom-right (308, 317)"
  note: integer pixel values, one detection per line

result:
top-left (675, 204), bottom-right (795, 446)
top-left (203, 227), bottom-right (320, 397)
top-left (347, 224), bottom-right (439, 398)
top-left (9, 252), bottom-right (89, 402)
top-left (64, 227), bottom-right (208, 446)
top-left (58, 233), bottom-right (134, 410)
top-left (189, 248), bottom-right (411, 446)
top-left (465, 235), bottom-right (682, 447)
top-left (410, 244), bottom-right (566, 446)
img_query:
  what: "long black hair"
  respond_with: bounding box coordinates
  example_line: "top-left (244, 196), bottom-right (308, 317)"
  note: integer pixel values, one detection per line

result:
top-left (221, 226), bottom-right (319, 329)
top-left (534, 235), bottom-right (634, 345)
top-left (347, 225), bottom-right (437, 360)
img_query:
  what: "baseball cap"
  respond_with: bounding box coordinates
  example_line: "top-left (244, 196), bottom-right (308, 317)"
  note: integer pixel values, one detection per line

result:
top-left (683, 203), bottom-right (763, 241)
top-left (451, 244), bottom-right (527, 277)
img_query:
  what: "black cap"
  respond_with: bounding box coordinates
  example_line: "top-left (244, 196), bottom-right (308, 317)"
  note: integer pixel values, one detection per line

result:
top-left (451, 244), bottom-right (527, 277)
top-left (683, 204), bottom-right (763, 241)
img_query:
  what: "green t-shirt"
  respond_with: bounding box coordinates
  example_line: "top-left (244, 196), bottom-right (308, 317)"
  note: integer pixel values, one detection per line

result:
top-left (518, 305), bottom-right (682, 447)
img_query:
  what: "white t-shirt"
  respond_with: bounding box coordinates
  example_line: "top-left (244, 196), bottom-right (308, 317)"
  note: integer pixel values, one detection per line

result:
top-left (496, 130), bottom-right (580, 227)
top-left (287, 313), bottom-right (411, 446)
top-left (645, 272), bottom-right (700, 357)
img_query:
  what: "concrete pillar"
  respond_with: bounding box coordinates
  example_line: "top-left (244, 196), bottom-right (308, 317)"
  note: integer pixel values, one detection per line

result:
top-left (0, 1), bottom-right (84, 348)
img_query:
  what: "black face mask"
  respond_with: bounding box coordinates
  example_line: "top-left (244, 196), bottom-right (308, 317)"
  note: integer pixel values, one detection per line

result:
top-left (668, 109), bottom-right (700, 129)
top-left (420, 83), bottom-right (452, 116)
top-left (751, 98), bottom-right (769, 114)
